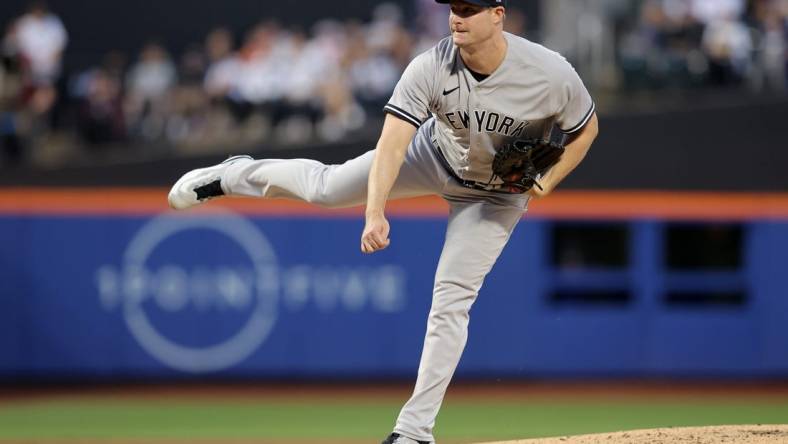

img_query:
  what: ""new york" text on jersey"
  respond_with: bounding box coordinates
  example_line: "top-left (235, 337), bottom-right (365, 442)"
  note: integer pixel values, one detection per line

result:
top-left (443, 110), bottom-right (530, 137)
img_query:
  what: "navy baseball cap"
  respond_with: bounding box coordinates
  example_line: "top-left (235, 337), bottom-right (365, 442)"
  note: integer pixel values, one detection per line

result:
top-left (435, 0), bottom-right (507, 7)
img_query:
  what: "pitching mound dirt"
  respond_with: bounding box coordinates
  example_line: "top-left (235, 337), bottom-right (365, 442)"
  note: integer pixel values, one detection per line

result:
top-left (479, 425), bottom-right (788, 444)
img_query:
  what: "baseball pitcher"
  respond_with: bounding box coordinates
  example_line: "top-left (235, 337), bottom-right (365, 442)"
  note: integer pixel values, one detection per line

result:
top-left (168, 0), bottom-right (598, 442)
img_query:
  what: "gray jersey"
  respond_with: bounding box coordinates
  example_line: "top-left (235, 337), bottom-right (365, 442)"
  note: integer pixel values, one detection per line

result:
top-left (384, 32), bottom-right (595, 186)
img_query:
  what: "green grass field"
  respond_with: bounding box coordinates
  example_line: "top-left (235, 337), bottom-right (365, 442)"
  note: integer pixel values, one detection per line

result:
top-left (2, 391), bottom-right (788, 443)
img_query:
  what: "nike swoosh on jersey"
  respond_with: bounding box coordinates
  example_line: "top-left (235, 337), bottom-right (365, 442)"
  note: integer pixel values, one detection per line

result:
top-left (442, 86), bottom-right (460, 96)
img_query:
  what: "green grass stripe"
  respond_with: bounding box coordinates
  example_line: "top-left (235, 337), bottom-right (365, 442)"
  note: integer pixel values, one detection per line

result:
top-left (0, 399), bottom-right (786, 441)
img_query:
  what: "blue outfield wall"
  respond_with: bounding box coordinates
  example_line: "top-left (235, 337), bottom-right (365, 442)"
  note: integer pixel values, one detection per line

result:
top-left (1, 210), bottom-right (788, 379)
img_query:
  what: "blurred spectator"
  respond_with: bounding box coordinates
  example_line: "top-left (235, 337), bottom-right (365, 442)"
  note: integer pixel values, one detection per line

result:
top-left (167, 44), bottom-right (209, 143)
top-left (307, 20), bottom-right (364, 142)
top-left (415, 0), bottom-right (448, 41)
top-left (366, 3), bottom-right (404, 52)
top-left (278, 30), bottom-right (330, 139)
top-left (701, 10), bottom-right (753, 85)
top-left (503, 8), bottom-right (528, 37)
top-left (204, 28), bottom-right (238, 100)
top-left (11, 1), bottom-right (66, 130)
top-left (347, 5), bottom-right (406, 114)
top-left (749, 0), bottom-right (788, 91)
top-left (70, 51), bottom-right (128, 147)
top-left (1, 1), bottom-right (69, 165)
top-left (691, 0), bottom-right (745, 25)
top-left (194, 27), bottom-right (240, 148)
top-left (125, 42), bottom-right (177, 141)
top-left (225, 22), bottom-right (280, 128)
top-left (1, 24), bottom-right (24, 163)
top-left (12, 1), bottom-right (67, 87)
top-left (0, 1), bottom-right (68, 164)
top-left (74, 68), bottom-right (125, 146)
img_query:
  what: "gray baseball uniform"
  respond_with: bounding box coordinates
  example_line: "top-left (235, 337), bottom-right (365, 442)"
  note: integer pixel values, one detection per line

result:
top-left (219, 31), bottom-right (594, 443)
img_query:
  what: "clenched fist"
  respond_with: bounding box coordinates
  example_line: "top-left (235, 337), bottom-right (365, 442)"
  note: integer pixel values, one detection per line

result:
top-left (361, 213), bottom-right (391, 254)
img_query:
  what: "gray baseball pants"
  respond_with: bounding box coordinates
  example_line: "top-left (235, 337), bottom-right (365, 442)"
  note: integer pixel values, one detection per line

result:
top-left (222, 125), bottom-right (527, 443)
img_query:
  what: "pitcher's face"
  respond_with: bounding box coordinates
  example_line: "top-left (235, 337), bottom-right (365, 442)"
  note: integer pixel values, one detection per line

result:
top-left (449, 1), bottom-right (503, 47)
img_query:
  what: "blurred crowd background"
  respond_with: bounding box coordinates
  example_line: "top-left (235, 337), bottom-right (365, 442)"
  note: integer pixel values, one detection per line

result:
top-left (0, 0), bottom-right (786, 168)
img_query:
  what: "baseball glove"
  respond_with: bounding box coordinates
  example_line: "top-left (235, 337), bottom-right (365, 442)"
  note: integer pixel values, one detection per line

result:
top-left (491, 138), bottom-right (565, 193)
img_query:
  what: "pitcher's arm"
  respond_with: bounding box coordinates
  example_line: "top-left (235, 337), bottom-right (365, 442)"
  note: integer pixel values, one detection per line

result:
top-left (361, 114), bottom-right (418, 253)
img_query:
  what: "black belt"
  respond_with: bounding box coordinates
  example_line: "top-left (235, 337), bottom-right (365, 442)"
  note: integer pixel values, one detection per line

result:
top-left (431, 139), bottom-right (517, 194)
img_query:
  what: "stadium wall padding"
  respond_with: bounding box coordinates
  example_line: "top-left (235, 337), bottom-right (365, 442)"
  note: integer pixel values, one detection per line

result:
top-left (2, 192), bottom-right (787, 379)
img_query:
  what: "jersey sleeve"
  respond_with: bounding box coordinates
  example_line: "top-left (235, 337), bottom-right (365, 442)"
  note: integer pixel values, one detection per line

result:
top-left (552, 58), bottom-right (595, 134)
top-left (383, 50), bottom-right (437, 129)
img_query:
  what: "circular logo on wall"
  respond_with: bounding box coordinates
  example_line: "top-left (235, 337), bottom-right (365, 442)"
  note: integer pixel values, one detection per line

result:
top-left (111, 210), bottom-right (279, 373)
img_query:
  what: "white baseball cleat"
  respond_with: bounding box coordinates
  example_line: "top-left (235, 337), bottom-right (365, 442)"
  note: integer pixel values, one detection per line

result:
top-left (168, 155), bottom-right (253, 210)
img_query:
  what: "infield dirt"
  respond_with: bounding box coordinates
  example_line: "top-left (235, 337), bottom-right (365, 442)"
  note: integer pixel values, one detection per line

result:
top-left (480, 425), bottom-right (788, 444)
